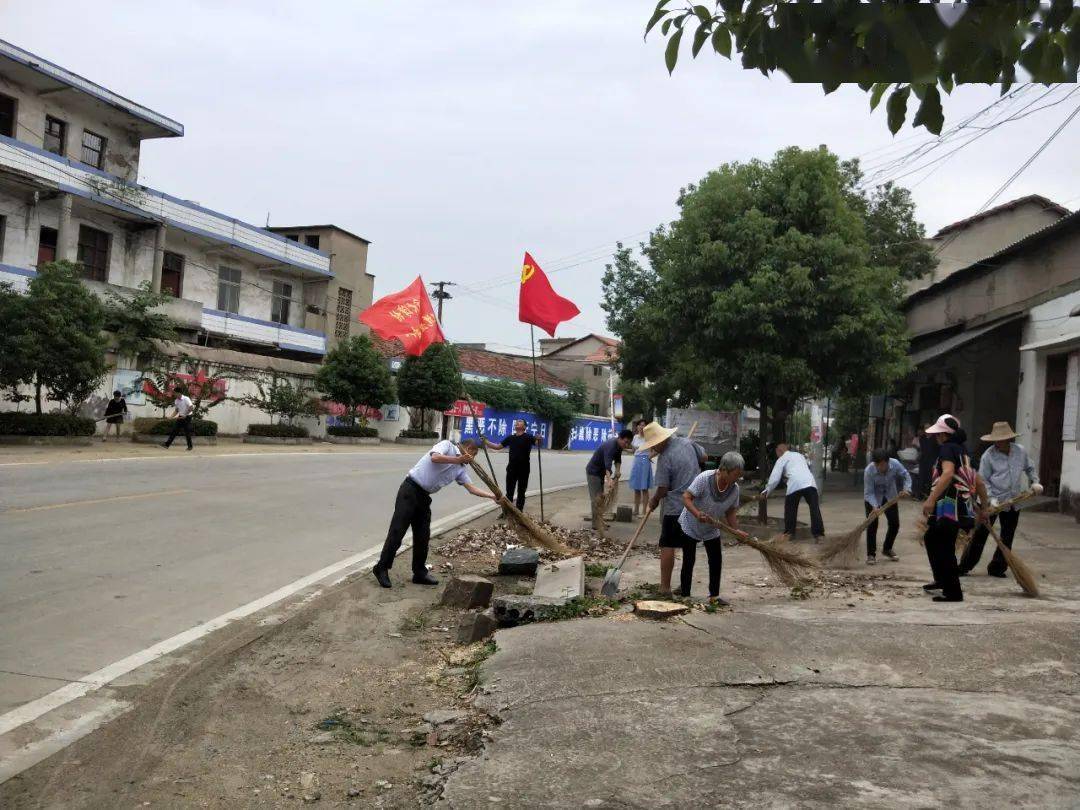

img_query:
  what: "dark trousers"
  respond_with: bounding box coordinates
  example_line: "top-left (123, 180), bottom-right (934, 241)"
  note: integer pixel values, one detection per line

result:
top-left (784, 486), bottom-right (825, 537)
top-left (681, 537), bottom-right (723, 598)
top-left (377, 478), bottom-right (432, 576)
top-left (959, 510), bottom-right (1019, 576)
top-left (164, 415), bottom-right (193, 449)
top-left (505, 463), bottom-right (530, 510)
top-left (865, 500), bottom-right (900, 556)
top-left (924, 519), bottom-right (962, 599)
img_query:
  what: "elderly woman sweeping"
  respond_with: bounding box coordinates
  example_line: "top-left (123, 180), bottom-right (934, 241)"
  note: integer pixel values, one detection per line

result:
top-left (921, 415), bottom-right (989, 603)
top-left (678, 451), bottom-right (745, 605)
top-left (628, 419), bottom-right (654, 517)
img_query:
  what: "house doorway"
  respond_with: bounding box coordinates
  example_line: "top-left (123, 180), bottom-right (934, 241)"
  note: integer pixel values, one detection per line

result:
top-left (1040, 353), bottom-right (1068, 496)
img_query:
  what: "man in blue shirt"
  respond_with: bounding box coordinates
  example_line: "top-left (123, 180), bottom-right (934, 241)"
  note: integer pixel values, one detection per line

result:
top-left (863, 448), bottom-right (912, 564)
top-left (586, 430), bottom-right (634, 530)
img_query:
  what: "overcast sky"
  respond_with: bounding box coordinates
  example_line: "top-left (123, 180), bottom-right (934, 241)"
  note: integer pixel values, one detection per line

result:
top-left (6, 2), bottom-right (1079, 353)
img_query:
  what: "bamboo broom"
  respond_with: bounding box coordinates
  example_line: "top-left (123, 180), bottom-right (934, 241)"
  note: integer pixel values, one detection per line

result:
top-left (985, 522), bottom-right (1040, 597)
top-left (705, 516), bottom-right (820, 587)
top-left (819, 492), bottom-right (910, 568)
top-left (954, 490), bottom-right (1035, 552)
top-left (467, 460), bottom-right (574, 555)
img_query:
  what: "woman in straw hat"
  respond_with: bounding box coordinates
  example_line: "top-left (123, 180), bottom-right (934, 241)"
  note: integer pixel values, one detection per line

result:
top-left (921, 414), bottom-right (990, 602)
top-left (628, 419), bottom-right (654, 517)
top-left (958, 421), bottom-right (1042, 578)
top-left (644, 421), bottom-right (702, 596)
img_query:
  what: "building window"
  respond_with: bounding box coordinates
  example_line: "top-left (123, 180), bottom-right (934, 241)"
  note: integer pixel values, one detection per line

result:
top-left (590, 403), bottom-right (601, 415)
top-left (76, 225), bottom-right (110, 282)
top-left (592, 365), bottom-right (603, 377)
top-left (271, 280), bottom-right (292, 325)
top-left (0, 94), bottom-right (15, 138)
top-left (217, 266), bottom-right (241, 313)
top-left (335, 287), bottom-right (353, 339)
top-left (161, 251), bottom-right (184, 298)
top-left (284, 234), bottom-right (299, 242)
top-left (37, 227), bottom-right (57, 266)
top-left (304, 234), bottom-right (320, 250)
top-left (44, 116), bottom-right (67, 156)
top-left (80, 130), bottom-right (106, 169)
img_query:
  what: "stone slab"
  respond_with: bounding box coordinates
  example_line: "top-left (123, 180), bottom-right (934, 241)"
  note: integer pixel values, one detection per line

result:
top-left (457, 608), bottom-right (498, 644)
top-left (440, 575), bottom-right (495, 609)
top-left (491, 595), bottom-right (568, 625)
top-left (533, 556), bottom-right (584, 600)
top-left (498, 547), bottom-right (540, 576)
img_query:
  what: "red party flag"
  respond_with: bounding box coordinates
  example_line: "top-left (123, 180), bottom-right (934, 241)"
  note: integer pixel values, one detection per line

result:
top-left (358, 275), bottom-right (445, 356)
top-left (518, 252), bottom-right (580, 337)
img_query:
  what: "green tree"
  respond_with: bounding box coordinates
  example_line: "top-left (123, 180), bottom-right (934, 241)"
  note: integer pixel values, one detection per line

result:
top-left (843, 169), bottom-right (935, 283)
top-left (565, 379), bottom-right (589, 415)
top-left (396, 342), bottom-right (460, 430)
top-left (0, 282), bottom-right (31, 407)
top-left (602, 146), bottom-right (910, 447)
top-left (646, 1), bottom-right (1079, 133)
top-left (238, 374), bottom-right (320, 425)
top-left (314, 335), bottom-right (396, 425)
top-left (102, 281), bottom-right (177, 363)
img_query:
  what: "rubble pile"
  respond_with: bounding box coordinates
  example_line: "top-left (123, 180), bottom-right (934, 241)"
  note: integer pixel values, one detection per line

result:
top-left (439, 521), bottom-right (629, 562)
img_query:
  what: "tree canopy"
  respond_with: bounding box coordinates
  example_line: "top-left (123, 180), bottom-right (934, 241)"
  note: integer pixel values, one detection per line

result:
top-left (396, 342), bottom-right (461, 427)
top-left (646, 1), bottom-right (1080, 133)
top-left (602, 146), bottom-right (915, 443)
top-left (314, 335), bottom-right (396, 423)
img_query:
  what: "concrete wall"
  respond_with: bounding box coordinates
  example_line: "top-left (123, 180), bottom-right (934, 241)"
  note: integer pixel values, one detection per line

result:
top-left (540, 336), bottom-right (617, 417)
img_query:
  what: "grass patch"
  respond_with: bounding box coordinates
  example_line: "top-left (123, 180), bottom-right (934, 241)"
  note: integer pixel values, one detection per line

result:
top-left (315, 712), bottom-right (392, 746)
top-left (400, 607), bottom-right (435, 633)
top-left (462, 640), bottom-right (497, 692)
top-left (540, 596), bottom-right (621, 622)
top-left (584, 562), bottom-right (609, 578)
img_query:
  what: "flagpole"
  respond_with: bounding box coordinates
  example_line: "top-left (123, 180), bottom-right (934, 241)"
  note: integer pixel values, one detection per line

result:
top-left (529, 325), bottom-right (546, 523)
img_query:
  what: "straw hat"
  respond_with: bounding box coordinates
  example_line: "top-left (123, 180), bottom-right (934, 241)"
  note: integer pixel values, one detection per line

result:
top-left (638, 420), bottom-right (677, 451)
top-left (981, 421), bottom-right (1018, 442)
top-left (925, 414), bottom-right (958, 435)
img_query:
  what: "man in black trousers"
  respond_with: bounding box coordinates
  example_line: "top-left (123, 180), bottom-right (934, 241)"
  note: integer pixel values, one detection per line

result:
top-left (372, 437), bottom-right (496, 588)
top-left (485, 419), bottom-right (541, 510)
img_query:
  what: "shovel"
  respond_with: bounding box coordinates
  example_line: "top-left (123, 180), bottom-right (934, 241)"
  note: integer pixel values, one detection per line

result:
top-left (601, 505), bottom-right (654, 598)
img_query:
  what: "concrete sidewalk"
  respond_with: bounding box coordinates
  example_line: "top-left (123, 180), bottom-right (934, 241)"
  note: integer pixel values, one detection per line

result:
top-left (441, 486), bottom-right (1080, 808)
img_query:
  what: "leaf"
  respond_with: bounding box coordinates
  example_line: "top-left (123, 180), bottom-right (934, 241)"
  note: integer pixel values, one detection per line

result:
top-left (644, 0), bottom-right (672, 38)
top-left (720, 0), bottom-right (743, 14)
top-left (939, 75), bottom-right (954, 95)
top-left (712, 25), bottom-right (732, 58)
top-left (662, 17), bottom-right (673, 36)
top-left (666, 26), bottom-right (685, 73)
top-left (869, 82), bottom-right (890, 111)
top-left (886, 85), bottom-right (910, 134)
top-left (692, 25), bottom-right (711, 58)
top-left (912, 85), bottom-right (943, 134)
top-left (693, 4), bottom-right (712, 24)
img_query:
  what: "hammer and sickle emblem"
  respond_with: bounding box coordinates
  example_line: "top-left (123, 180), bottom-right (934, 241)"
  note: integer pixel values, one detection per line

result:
top-left (521, 263), bottom-right (536, 284)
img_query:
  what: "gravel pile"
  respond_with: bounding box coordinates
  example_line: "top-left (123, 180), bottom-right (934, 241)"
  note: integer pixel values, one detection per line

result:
top-left (439, 521), bottom-right (629, 562)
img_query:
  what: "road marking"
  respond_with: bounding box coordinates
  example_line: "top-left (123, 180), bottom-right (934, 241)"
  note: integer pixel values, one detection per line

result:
top-left (0, 482), bottom-right (581, 746)
top-left (0, 461), bottom-right (51, 467)
top-left (2, 489), bottom-right (191, 514)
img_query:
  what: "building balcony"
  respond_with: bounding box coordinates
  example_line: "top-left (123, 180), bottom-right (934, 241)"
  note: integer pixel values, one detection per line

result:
top-left (0, 134), bottom-right (331, 278)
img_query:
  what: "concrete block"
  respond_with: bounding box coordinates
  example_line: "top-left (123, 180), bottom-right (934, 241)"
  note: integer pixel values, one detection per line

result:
top-left (634, 600), bottom-right (689, 619)
top-left (440, 575), bottom-right (495, 609)
top-left (491, 594), bottom-right (568, 625)
top-left (533, 556), bottom-right (584, 600)
top-left (615, 505), bottom-right (634, 523)
top-left (457, 608), bottom-right (498, 644)
top-left (499, 547), bottom-right (540, 576)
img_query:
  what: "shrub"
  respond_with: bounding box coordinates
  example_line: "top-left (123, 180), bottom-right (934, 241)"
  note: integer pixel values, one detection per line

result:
top-left (328, 425), bottom-right (378, 438)
top-left (398, 428), bottom-right (439, 439)
top-left (0, 412), bottom-right (96, 436)
top-left (247, 423), bottom-right (309, 438)
top-left (133, 417), bottom-right (218, 436)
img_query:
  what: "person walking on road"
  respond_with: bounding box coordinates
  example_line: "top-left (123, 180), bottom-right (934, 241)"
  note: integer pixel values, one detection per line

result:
top-left (162, 386), bottom-right (195, 451)
top-left (958, 422), bottom-right (1042, 578)
top-left (102, 390), bottom-right (128, 442)
top-left (373, 437), bottom-right (496, 589)
top-left (678, 452), bottom-right (745, 605)
top-left (628, 419), bottom-right (654, 517)
top-left (643, 422), bottom-right (701, 596)
top-left (484, 419), bottom-right (540, 511)
top-left (763, 443), bottom-right (825, 542)
top-left (586, 429), bottom-right (633, 530)
top-left (863, 448), bottom-right (912, 565)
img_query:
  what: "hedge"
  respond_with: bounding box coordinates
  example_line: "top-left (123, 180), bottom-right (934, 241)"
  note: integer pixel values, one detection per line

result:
top-left (133, 417), bottom-right (219, 436)
top-left (247, 423), bottom-right (309, 438)
top-left (398, 428), bottom-right (439, 439)
top-left (328, 425), bottom-right (378, 438)
top-left (0, 412), bottom-right (96, 436)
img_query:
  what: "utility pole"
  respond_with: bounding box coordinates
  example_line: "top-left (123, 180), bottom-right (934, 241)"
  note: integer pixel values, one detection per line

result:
top-left (430, 281), bottom-right (456, 323)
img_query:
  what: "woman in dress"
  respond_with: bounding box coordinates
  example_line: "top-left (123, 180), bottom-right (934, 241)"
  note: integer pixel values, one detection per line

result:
top-left (102, 389), bottom-right (128, 442)
top-left (628, 419), bottom-right (654, 517)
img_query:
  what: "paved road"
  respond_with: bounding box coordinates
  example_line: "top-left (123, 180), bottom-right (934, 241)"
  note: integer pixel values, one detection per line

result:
top-left (0, 448), bottom-right (588, 715)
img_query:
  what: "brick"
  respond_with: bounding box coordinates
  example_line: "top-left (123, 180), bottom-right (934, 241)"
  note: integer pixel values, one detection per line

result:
top-left (440, 575), bottom-right (495, 609)
top-left (498, 547), bottom-right (540, 576)
top-left (615, 505), bottom-right (634, 523)
top-left (456, 608), bottom-right (498, 644)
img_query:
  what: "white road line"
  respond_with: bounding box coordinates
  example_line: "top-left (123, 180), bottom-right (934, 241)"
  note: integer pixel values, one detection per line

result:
top-left (0, 482), bottom-right (581, 744)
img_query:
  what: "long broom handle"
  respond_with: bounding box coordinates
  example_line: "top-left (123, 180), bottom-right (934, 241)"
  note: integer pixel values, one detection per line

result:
top-left (859, 491), bottom-right (910, 532)
top-left (612, 505), bottom-right (655, 571)
top-left (988, 489), bottom-right (1034, 517)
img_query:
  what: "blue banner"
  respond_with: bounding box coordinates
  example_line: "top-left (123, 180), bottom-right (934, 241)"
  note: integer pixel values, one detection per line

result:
top-left (460, 408), bottom-right (551, 447)
top-left (568, 417), bottom-right (623, 452)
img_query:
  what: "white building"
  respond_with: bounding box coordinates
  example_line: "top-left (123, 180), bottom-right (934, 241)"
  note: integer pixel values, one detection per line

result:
top-left (0, 39), bottom-right (373, 434)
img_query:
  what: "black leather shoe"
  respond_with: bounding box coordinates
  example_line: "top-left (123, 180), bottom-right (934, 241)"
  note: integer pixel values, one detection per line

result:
top-left (412, 573), bottom-right (439, 586)
top-left (923, 582), bottom-right (942, 591)
top-left (933, 594), bottom-right (963, 602)
top-left (372, 566), bottom-right (392, 589)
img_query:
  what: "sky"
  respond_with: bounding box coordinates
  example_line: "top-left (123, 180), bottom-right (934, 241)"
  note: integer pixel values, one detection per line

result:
top-left (5, 1), bottom-right (1079, 354)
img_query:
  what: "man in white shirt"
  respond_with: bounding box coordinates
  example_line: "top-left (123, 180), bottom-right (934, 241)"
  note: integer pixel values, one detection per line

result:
top-left (162, 386), bottom-right (195, 451)
top-left (373, 438), bottom-right (496, 588)
top-left (763, 442), bottom-right (825, 541)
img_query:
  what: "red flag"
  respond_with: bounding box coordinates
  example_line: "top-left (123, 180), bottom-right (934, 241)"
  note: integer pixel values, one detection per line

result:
top-left (358, 275), bottom-right (445, 356)
top-left (518, 252), bottom-right (580, 337)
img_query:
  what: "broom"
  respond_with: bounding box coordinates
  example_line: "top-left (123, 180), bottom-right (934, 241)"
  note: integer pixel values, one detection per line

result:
top-left (467, 460), bottom-right (574, 556)
top-left (985, 522), bottom-right (1040, 597)
top-left (704, 516), bottom-right (820, 587)
top-left (954, 490), bottom-right (1035, 552)
top-left (818, 492), bottom-right (910, 569)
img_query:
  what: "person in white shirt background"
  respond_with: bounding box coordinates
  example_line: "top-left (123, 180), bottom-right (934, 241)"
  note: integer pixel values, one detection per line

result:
top-left (763, 442), bottom-right (825, 541)
top-left (372, 438), bottom-right (496, 589)
top-left (162, 386), bottom-right (195, 451)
